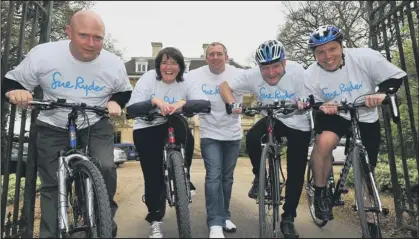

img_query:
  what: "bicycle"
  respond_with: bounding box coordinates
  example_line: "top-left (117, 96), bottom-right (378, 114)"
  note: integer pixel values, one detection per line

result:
top-left (305, 90), bottom-right (400, 238)
top-left (238, 99), bottom-right (304, 238)
top-left (126, 100), bottom-right (211, 238)
top-left (28, 98), bottom-right (114, 238)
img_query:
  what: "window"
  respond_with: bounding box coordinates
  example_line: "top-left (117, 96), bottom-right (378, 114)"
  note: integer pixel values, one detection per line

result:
top-left (185, 61), bottom-right (191, 72)
top-left (135, 62), bottom-right (148, 73)
top-left (114, 131), bottom-right (121, 143)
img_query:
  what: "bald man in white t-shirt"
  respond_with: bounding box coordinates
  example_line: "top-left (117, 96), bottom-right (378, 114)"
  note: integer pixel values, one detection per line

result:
top-left (2, 10), bottom-right (132, 238)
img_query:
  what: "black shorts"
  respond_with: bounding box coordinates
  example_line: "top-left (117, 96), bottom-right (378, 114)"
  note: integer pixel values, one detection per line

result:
top-left (314, 113), bottom-right (381, 167)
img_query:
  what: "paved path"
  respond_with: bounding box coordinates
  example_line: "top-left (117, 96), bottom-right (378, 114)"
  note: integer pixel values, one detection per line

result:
top-left (114, 159), bottom-right (360, 238)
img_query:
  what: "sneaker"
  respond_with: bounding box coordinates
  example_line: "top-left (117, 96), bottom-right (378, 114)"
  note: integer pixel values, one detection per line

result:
top-left (209, 225), bottom-right (225, 238)
top-left (313, 189), bottom-right (334, 221)
top-left (280, 215), bottom-right (299, 238)
top-left (248, 176), bottom-right (259, 199)
top-left (149, 221), bottom-right (163, 238)
top-left (190, 181), bottom-right (196, 196)
top-left (223, 219), bottom-right (236, 233)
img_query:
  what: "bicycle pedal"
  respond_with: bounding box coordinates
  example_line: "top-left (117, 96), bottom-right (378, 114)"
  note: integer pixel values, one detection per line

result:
top-left (334, 200), bottom-right (345, 206)
top-left (382, 207), bottom-right (389, 216)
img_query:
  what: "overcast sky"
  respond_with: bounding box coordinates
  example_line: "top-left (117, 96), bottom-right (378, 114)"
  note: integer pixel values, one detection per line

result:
top-left (92, 1), bottom-right (288, 66)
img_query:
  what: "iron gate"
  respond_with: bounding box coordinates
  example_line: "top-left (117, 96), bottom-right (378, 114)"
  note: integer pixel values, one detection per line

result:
top-left (367, 1), bottom-right (419, 237)
top-left (1, 1), bottom-right (53, 238)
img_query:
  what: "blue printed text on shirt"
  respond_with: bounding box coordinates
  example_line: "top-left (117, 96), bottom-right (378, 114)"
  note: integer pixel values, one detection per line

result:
top-left (259, 87), bottom-right (295, 100)
top-left (50, 72), bottom-right (105, 96)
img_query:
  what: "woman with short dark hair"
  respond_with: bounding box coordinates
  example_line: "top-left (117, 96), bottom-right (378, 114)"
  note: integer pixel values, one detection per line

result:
top-left (126, 47), bottom-right (209, 237)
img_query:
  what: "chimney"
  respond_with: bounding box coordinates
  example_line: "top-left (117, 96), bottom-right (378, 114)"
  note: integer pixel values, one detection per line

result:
top-left (151, 42), bottom-right (163, 58)
top-left (202, 43), bottom-right (209, 58)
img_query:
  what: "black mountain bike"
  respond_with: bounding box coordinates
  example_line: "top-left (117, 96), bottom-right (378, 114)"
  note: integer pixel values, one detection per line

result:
top-left (28, 98), bottom-right (113, 238)
top-left (240, 99), bottom-right (303, 238)
top-left (306, 90), bottom-right (400, 238)
top-left (126, 100), bottom-right (211, 238)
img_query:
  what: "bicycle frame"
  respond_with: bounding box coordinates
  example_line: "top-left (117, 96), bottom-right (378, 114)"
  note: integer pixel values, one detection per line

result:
top-left (321, 105), bottom-right (382, 214)
top-left (163, 115), bottom-right (191, 207)
top-left (243, 100), bottom-right (300, 199)
top-left (57, 106), bottom-right (97, 234)
top-left (29, 100), bottom-right (106, 234)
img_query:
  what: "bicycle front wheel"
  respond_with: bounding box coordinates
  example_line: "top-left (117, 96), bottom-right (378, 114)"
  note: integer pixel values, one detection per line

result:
top-left (352, 146), bottom-right (382, 238)
top-left (169, 151), bottom-right (192, 238)
top-left (258, 142), bottom-right (280, 238)
top-left (63, 159), bottom-right (113, 238)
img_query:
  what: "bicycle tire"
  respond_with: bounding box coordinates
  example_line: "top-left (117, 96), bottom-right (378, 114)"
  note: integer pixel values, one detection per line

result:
top-left (258, 142), bottom-right (280, 238)
top-left (352, 146), bottom-right (382, 238)
top-left (306, 163), bottom-right (328, 227)
top-left (169, 151), bottom-right (192, 238)
top-left (59, 159), bottom-right (113, 238)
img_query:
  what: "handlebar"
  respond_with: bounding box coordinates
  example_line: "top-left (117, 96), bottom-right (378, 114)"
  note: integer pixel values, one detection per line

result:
top-left (243, 101), bottom-right (300, 117)
top-left (28, 99), bottom-right (110, 116)
top-left (309, 88), bottom-right (401, 124)
top-left (126, 99), bottom-right (211, 121)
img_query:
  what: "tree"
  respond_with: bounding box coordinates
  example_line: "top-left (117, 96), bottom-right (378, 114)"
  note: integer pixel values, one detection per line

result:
top-left (379, 21), bottom-right (419, 159)
top-left (276, 1), bottom-right (398, 68)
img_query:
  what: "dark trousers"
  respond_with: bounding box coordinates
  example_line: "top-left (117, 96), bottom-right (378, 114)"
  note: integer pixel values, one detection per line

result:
top-left (246, 117), bottom-right (311, 218)
top-left (36, 118), bottom-right (118, 238)
top-left (133, 116), bottom-right (194, 223)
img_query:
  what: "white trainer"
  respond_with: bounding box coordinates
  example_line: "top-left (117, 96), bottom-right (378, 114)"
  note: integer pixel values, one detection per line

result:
top-left (223, 219), bottom-right (237, 232)
top-left (149, 221), bottom-right (163, 238)
top-left (209, 225), bottom-right (225, 238)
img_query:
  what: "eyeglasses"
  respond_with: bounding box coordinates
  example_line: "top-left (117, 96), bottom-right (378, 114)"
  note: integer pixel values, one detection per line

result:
top-left (161, 61), bottom-right (179, 66)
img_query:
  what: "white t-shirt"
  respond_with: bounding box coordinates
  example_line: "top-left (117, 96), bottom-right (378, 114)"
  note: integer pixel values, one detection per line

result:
top-left (304, 48), bottom-right (407, 123)
top-left (227, 60), bottom-right (311, 132)
top-left (127, 69), bottom-right (208, 130)
top-left (5, 40), bottom-right (133, 129)
top-left (185, 64), bottom-right (245, 141)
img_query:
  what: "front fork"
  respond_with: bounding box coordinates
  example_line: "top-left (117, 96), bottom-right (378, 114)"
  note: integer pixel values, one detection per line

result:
top-left (58, 154), bottom-right (69, 234)
top-left (57, 152), bottom-right (95, 234)
top-left (163, 145), bottom-right (191, 208)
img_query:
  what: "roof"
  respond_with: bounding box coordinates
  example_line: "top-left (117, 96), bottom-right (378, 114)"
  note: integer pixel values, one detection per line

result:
top-left (125, 57), bottom-right (249, 76)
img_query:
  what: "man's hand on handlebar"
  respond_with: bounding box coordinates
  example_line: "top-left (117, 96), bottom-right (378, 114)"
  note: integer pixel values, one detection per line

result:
top-left (365, 93), bottom-right (386, 108)
top-left (5, 89), bottom-right (33, 109)
top-left (225, 102), bottom-right (242, 114)
top-left (319, 102), bottom-right (339, 115)
top-left (105, 101), bottom-right (122, 116)
top-left (296, 97), bottom-right (312, 110)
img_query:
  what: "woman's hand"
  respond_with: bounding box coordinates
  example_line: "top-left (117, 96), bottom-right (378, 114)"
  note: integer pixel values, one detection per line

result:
top-left (152, 98), bottom-right (172, 116)
top-left (169, 100), bottom-right (186, 115)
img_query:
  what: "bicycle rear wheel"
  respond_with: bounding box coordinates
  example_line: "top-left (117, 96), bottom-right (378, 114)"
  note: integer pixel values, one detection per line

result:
top-left (352, 146), bottom-right (382, 238)
top-left (306, 162), bottom-right (328, 227)
top-left (258, 142), bottom-right (280, 238)
top-left (60, 159), bottom-right (113, 238)
top-left (169, 151), bottom-right (192, 238)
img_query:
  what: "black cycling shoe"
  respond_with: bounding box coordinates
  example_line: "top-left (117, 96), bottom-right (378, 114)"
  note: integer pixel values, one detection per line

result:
top-left (280, 215), bottom-right (299, 238)
top-left (248, 176), bottom-right (259, 199)
top-left (313, 190), bottom-right (334, 221)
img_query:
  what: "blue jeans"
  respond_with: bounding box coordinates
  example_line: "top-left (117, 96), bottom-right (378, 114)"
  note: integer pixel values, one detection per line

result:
top-left (201, 138), bottom-right (241, 227)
